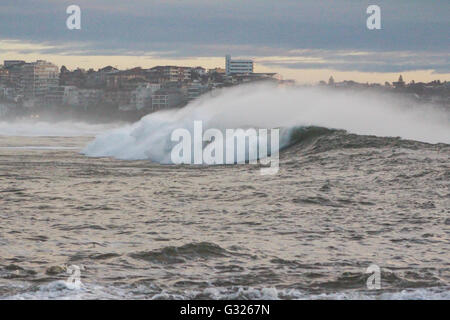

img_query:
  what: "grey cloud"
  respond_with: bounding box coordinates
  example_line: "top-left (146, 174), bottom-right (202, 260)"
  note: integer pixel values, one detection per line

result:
top-left (257, 50), bottom-right (450, 73)
top-left (0, 0), bottom-right (448, 73)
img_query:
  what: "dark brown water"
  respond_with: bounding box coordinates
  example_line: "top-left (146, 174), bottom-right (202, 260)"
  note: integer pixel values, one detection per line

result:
top-left (0, 131), bottom-right (449, 299)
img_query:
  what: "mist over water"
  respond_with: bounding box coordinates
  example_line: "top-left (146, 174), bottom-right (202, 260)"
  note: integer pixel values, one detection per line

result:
top-left (83, 84), bottom-right (450, 162)
top-left (0, 120), bottom-right (120, 137)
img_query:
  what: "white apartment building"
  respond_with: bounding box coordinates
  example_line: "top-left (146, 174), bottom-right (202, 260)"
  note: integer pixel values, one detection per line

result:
top-left (225, 55), bottom-right (254, 75)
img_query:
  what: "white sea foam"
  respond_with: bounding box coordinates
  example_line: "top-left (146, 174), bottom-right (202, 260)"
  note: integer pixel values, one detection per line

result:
top-left (3, 282), bottom-right (449, 300)
top-left (83, 84), bottom-right (450, 162)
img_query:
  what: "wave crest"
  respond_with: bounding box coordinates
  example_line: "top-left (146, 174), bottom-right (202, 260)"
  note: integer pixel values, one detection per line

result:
top-left (83, 84), bottom-right (450, 162)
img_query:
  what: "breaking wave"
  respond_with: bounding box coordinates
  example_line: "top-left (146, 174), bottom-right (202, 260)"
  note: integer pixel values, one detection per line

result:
top-left (83, 83), bottom-right (450, 162)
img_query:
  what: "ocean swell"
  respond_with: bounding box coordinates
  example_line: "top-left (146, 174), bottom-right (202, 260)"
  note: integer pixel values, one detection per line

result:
top-left (82, 83), bottom-right (450, 162)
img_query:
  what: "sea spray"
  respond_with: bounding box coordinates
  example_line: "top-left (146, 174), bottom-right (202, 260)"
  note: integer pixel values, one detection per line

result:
top-left (82, 83), bottom-right (450, 162)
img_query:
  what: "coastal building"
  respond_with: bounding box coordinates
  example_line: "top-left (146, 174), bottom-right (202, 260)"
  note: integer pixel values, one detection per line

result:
top-left (61, 86), bottom-right (78, 105)
top-left (191, 67), bottom-right (206, 76)
top-left (187, 81), bottom-right (208, 101)
top-left (393, 75), bottom-right (406, 88)
top-left (225, 55), bottom-right (253, 75)
top-left (59, 67), bottom-right (87, 88)
top-left (120, 78), bottom-right (151, 91)
top-left (0, 66), bottom-right (7, 83)
top-left (0, 85), bottom-right (14, 100)
top-left (152, 88), bottom-right (184, 110)
top-left (44, 85), bottom-right (82, 106)
top-left (20, 60), bottom-right (59, 99)
top-left (4, 63), bottom-right (26, 90)
top-left (106, 67), bottom-right (146, 89)
top-left (208, 68), bottom-right (226, 74)
top-left (3, 60), bottom-right (25, 68)
top-left (128, 83), bottom-right (161, 110)
top-left (328, 76), bottom-right (335, 86)
top-left (76, 89), bottom-right (103, 109)
top-left (60, 86), bottom-right (103, 109)
top-left (104, 89), bottom-right (131, 108)
top-left (85, 66), bottom-right (118, 88)
top-left (148, 66), bottom-right (192, 83)
top-left (45, 86), bottom-right (66, 105)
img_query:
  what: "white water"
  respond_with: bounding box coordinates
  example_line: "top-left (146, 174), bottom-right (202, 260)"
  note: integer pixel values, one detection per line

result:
top-left (83, 84), bottom-right (449, 162)
top-left (3, 281), bottom-right (449, 300)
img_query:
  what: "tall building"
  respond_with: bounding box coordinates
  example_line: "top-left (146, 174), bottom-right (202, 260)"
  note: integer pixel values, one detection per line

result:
top-left (225, 55), bottom-right (254, 75)
top-left (20, 60), bottom-right (59, 99)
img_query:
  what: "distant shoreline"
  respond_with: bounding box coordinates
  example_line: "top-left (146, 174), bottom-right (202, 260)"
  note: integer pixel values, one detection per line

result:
top-left (1, 83), bottom-right (449, 125)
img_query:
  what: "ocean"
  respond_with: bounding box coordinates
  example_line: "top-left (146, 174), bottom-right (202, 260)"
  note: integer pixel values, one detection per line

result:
top-left (0, 84), bottom-right (449, 299)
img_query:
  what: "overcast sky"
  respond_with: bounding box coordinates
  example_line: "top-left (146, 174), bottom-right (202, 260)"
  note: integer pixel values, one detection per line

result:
top-left (0, 0), bottom-right (448, 83)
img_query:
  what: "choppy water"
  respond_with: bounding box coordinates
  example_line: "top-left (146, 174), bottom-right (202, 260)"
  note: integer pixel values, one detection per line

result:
top-left (0, 129), bottom-right (449, 300)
